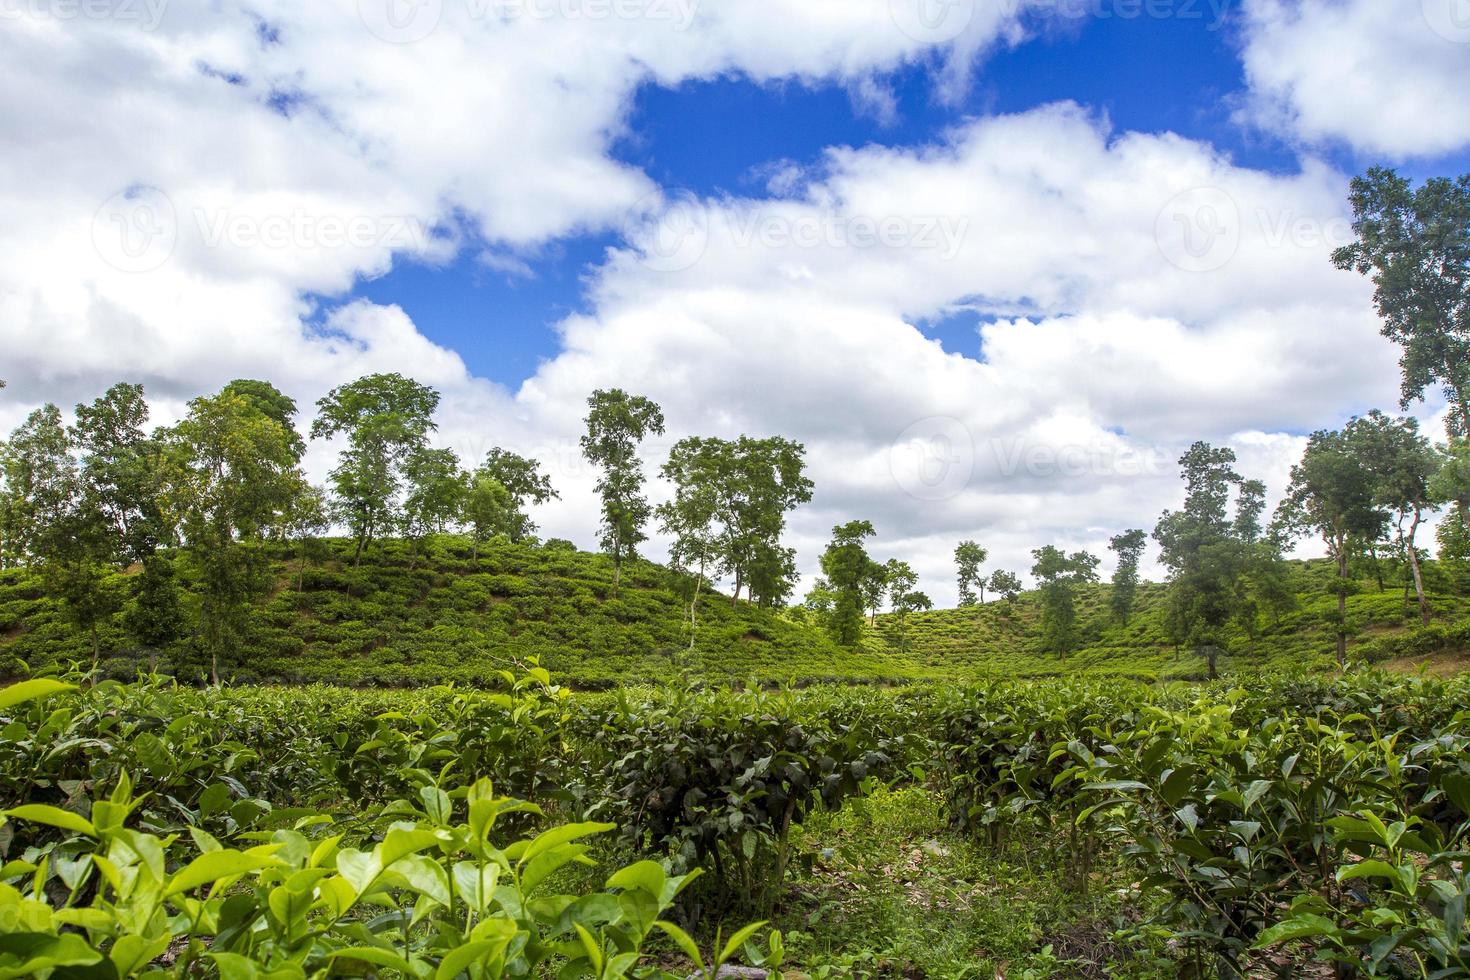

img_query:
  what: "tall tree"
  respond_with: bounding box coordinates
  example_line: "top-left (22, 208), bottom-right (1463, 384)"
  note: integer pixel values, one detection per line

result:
top-left (883, 559), bottom-right (929, 652)
top-left (1275, 427), bottom-right (1389, 665)
top-left (71, 382), bottom-right (166, 564)
top-left (819, 520), bottom-right (879, 647)
top-left (462, 474), bottom-right (516, 560)
top-left (402, 447), bottom-right (466, 568)
top-left (1348, 411), bottom-right (1441, 625)
top-left (720, 436), bottom-right (813, 607)
top-left (166, 386), bottom-right (307, 683)
top-left (580, 389), bottom-right (665, 594)
top-left (954, 540), bottom-right (988, 606)
top-left (475, 449), bottom-right (559, 542)
top-left (1029, 545), bottom-right (1098, 657)
top-left (310, 373), bottom-right (440, 564)
top-left (1107, 529), bottom-right (1147, 625)
top-left (1, 404), bottom-right (74, 567)
top-left (1156, 443), bottom-right (1278, 678)
top-left (1333, 169), bottom-right (1470, 435)
top-left (658, 439), bottom-right (728, 648)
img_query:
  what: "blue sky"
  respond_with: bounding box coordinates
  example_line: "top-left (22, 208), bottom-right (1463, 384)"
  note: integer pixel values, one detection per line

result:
top-left (349, 4), bottom-right (1469, 389)
top-left (8, 0), bottom-right (1470, 601)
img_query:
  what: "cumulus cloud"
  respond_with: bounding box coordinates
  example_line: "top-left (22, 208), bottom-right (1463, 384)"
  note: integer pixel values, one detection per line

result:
top-left (1236, 0), bottom-right (1470, 158)
top-left (0, 4), bottom-right (1432, 606)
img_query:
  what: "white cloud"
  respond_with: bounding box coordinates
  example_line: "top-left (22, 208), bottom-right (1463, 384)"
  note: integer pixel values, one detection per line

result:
top-left (1237, 0), bottom-right (1470, 158)
top-left (0, 4), bottom-right (1435, 607)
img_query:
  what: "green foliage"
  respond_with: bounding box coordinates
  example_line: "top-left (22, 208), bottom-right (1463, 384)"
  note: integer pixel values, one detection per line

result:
top-left (1029, 545), bottom-right (1099, 656)
top-left (581, 390), bottom-right (666, 592)
top-left (817, 521), bottom-right (879, 647)
top-left (1333, 167), bottom-right (1470, 436)
top-left (954, 540), bottom-right (987, 607)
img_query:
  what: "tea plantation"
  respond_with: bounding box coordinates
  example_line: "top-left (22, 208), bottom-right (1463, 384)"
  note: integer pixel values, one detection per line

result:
top-left (4, 536), bottom-right (1469, 688)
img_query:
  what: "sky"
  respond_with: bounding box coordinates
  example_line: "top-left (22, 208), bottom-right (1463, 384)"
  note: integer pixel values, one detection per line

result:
top-left (2, 0), bottom-right (1470, 606)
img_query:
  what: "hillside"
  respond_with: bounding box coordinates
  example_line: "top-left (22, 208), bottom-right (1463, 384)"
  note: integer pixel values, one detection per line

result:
top-left (864, 560), bottom-right (1470, 680)
top-left (4, 538), bottom-right (1469, 686)
top-left (0, 537), bottom-right (920, 687)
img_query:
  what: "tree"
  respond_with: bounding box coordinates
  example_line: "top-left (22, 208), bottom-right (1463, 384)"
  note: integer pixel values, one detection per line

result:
top-left (402, 447), bottom-right (466, 567)
top-left (1029, 545), bottom-right (1098, 657)
top-left (282, 481), bottom-right (330, 592)
top-left (860, 559), bottom-right (888, 626)
top-left (1348, 411), bottom-right (1440, 625)
top-left (883, 559), bottom-right (929, 652)
top-left (1, 405), bottom-right (74, 568)
top-left (2, 403), bottom-right (121, 670)
top-left (476, 449), bottom-right (559, 542)
top-left (124, 555), bottom-right (184, 661)
top-left (1276, 427), bottom-right (1389, 665)
top-left (311, 373), bottom-right (440, 564)
top-left (166, 387), bottom-right (307, 683)
top-left (988, 569), bottom-right (1022, 604)
top-left (580, 389), bottom-right (665, 594)
top-left (71, 382), bottom-right (166, 563)
top-left (1107, 529), bottom-right (1147, 625)
top-left (818, 520), bottom-right (879, 647)
top-left (463, 474), bottom-right (516, 560)
top-left (658, 438), bottom-right (728, 648)
top-left (1156, 443), bottom-right (1279, 678)
top-left (1333, 169), bottom-right (1470, 435)
top-left (719, 437), bottom-right (813, 607)
top-left (954, 540), bottom-right (987, 606)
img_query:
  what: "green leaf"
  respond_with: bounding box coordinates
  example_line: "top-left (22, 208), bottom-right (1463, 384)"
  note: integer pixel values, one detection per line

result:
top-left (1442, 773), bottom-right (1470, 817)
top-left (1082, 780), bottom-right (1149, 793)
top-left (2, 805), bottom-right (94, 837)
top-left (1336, 860), bottom-right (1402, 886)
top-left (606, 859), bottom-right (666, 899)
top-left (718, 921), bottom-right (769, 966)
top-left (0, 679), bottom-right (75, 712)
top-left (655, 920), bottom-right (704, 971)
top-left (165, 846), bottom-right (284, 897)
top-left (1254, 914), bottom-right (1337, 947)
top-left (327, 948), bottom-right (425, 977)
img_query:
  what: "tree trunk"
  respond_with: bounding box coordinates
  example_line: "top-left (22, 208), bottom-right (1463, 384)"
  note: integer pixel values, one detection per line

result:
top-left (979, 583), bottom-right (986, 604)
top-left (688, 564), bottom-right (703, 651)
top-left (1336, 547), bottom-right (1349, 667)
top-left (1406, 510), bottom-right (1430, 626)
top-left (90, 623), bottom-right (100, 676)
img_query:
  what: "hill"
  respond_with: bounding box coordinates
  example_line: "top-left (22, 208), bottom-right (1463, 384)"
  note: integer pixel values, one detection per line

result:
top-left (0, 537), bottom-right (917, 687)
top-left (4, 539), bottom-right (1469, 686)
top-left (863, 560), bottom-right (1470, 680)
